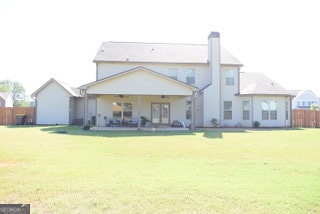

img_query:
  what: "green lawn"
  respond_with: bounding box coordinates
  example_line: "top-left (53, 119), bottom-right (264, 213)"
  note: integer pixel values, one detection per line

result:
top-left (0, 126), bottom-right (319, 213)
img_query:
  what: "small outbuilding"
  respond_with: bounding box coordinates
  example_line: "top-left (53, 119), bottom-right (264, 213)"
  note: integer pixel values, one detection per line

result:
top-left (31, 78), bottom-right (92, 125)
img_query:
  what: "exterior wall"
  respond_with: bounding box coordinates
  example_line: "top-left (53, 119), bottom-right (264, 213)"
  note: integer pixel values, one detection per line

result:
top-left (250, 96), bottom-right (290, 127)
top-left (36, 81), bottom-right (70, 124)
top-left (5, 97), bottom-right (13, 107)
top-left (74, 97), bottom-right (96, 125)
top-left (195, 93), bottom-right (204, 126)
top-left (87, 97), bottom-right (97, 124)
top-left (95, 95), bottom-right (190, 127)
top-left (218, 95), bottom-right (291, 127)
top-left (70, 97), bottom-right (77, 124)
top-left (97, 62), bottom-right (210, 89)
top-left (75, 98), bottom-right (84, 121)
top-left (0, 94), bottom-right (13, 107)
top-left (88, 69), bottom-right (194, 96)
top-left (0, 97), bottom-right (4, 107)
top-left (220, 66), bottom-right (242, 126)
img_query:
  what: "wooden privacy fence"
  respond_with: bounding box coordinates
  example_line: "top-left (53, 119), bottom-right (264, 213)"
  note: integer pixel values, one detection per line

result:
top-left (292, 109), bottom-right (320, 128)
top-left (0, 107), bottom-right (35, 125)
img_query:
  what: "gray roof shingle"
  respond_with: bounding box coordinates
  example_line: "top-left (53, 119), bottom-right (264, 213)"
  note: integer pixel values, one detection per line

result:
top-left (240, 72), bottom-right (291, 96)
top-left (94, 42), bottom-right (242, 65)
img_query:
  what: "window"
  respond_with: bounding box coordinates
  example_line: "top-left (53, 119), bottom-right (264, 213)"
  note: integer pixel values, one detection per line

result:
top-left (226, 70), bottom-right (235, 85)
top-left (261, 101), bottom-right (277, 120)
top-left (269, 101), bottom-right (277, 120)
top-left (112, 102), bottom-right (132, 119)
top-left (243, 100), bottom-right (250, 120)
top-left (186, 69), bottom-right (195, 85)
top-left (261, 101), bottom-right (269, 120)
top-left (224, 101), bottom-right (232, 120)
top-left (186, 100), bottom-right (192, 119)
top-left (168, 68), bottom-right (178, 80)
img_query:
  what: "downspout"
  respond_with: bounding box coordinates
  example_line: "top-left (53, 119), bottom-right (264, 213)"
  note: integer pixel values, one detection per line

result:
top-left (290, 96), bottom-right (293, 127)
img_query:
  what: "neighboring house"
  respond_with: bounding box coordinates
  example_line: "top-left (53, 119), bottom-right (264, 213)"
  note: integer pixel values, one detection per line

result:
top-left (31, 78), bottom-right (96, 125)
top-left (290, 90), bottom-right (320, 109)
top-left (33, 32), bottom-right (293, 128)
top-left (0, 92), bottom-right (13, 107)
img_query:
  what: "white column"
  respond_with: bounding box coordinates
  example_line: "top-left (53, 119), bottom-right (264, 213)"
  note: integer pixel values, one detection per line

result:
top-left (191, 92), bottom-right (197, 130)
top-left (82, 90), bottom-right (88, 127)
top-left (137, 95), bottom-right (141, 130)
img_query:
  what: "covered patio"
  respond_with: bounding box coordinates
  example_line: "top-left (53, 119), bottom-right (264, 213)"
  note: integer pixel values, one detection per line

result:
top-left (80, 67), bottom-right (199, 130)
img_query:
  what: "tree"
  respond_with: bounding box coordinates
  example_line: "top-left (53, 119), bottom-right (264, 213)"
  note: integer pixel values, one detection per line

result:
top-left (0, 80), bottom-right (29, 106)
top-left (310, 103), bottom-right (319, 110)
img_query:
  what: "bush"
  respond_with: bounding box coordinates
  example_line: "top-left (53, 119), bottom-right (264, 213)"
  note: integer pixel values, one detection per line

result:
top-left (253, 121), bottom-right (260, 128)
top-left (211, 118), bottom-right (219, 127)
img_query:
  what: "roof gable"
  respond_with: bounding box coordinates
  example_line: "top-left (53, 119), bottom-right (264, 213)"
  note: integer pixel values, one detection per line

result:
top-left (240, 72), bottom-right (291, 96)
top-left (31, 78), bottom-right (82, 98)
top-left (94, 42), bottom-right (242, 65)
top-left (294, 90), bottom-right (320, 100)
top-left (82, 67), bottom-right (198, 96)
top-left (0, 92), bottom-right (12, 100)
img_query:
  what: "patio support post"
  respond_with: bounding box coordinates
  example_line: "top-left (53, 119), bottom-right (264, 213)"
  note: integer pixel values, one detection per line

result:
top-left (191, 92), bottom-right (196, 131)
top-left (137, 95), bottom-right (141, 130)
top-left (82, 89), bottom-right (88, 127)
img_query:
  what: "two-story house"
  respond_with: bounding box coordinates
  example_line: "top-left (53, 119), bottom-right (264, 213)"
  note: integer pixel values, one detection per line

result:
top-left (32, 32), bottom-right (293, 128)
top-left (290, 90), bottom-right (320, 109)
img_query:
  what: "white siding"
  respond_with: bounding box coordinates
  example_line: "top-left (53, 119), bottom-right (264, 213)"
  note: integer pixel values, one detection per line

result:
top-left (97, 62), bottom-right (210, 89)
top-left (36, 81), bottom-right (70, 124)
top-left (88, 68), bottom-right (194, 96)
top-left (251, 96), bottom-right (290, 127)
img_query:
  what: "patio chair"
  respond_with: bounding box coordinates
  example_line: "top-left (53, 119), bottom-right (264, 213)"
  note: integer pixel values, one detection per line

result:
top-left (109, 118), bottom-right (121, 127)
top-left (129, 118), bottom-right (139, 127)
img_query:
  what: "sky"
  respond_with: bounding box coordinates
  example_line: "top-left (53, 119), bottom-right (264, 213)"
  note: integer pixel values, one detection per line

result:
top-left (1, 0), bottom-right (320, 96)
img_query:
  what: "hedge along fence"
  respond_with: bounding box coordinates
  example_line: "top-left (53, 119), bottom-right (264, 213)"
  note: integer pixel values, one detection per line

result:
top-left (0, 107), bottom-right (35, 125)
top-left (292, 109), bottom-right (320, 128)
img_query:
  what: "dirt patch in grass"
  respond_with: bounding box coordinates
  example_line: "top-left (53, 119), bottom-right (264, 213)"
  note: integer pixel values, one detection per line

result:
top-left (0, 160), bottom-right (15, 167)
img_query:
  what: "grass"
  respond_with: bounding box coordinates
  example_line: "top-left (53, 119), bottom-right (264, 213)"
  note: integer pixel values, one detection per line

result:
top-left (0, 126), bottom-right (319, 213)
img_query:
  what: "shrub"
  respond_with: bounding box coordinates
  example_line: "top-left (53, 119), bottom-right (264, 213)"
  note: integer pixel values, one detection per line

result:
top-left (253, 121), bottom-right (260, 128)
top-left (211, 118), bottom-right (219, 127)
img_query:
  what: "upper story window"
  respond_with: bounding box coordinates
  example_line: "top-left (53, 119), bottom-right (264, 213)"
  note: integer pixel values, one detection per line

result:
top-left (226, 70), bottom-right (235, 85)
top-left (186, 68), bottom-right (195, 85)
top-left (168, 68), bottom-right (178, 80)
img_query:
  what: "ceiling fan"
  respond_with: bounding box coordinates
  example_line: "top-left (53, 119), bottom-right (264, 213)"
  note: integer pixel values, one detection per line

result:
top-left (115, 94), bottom-right (129, 98)
top-left (161, 95), bottom-right (170, 99)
